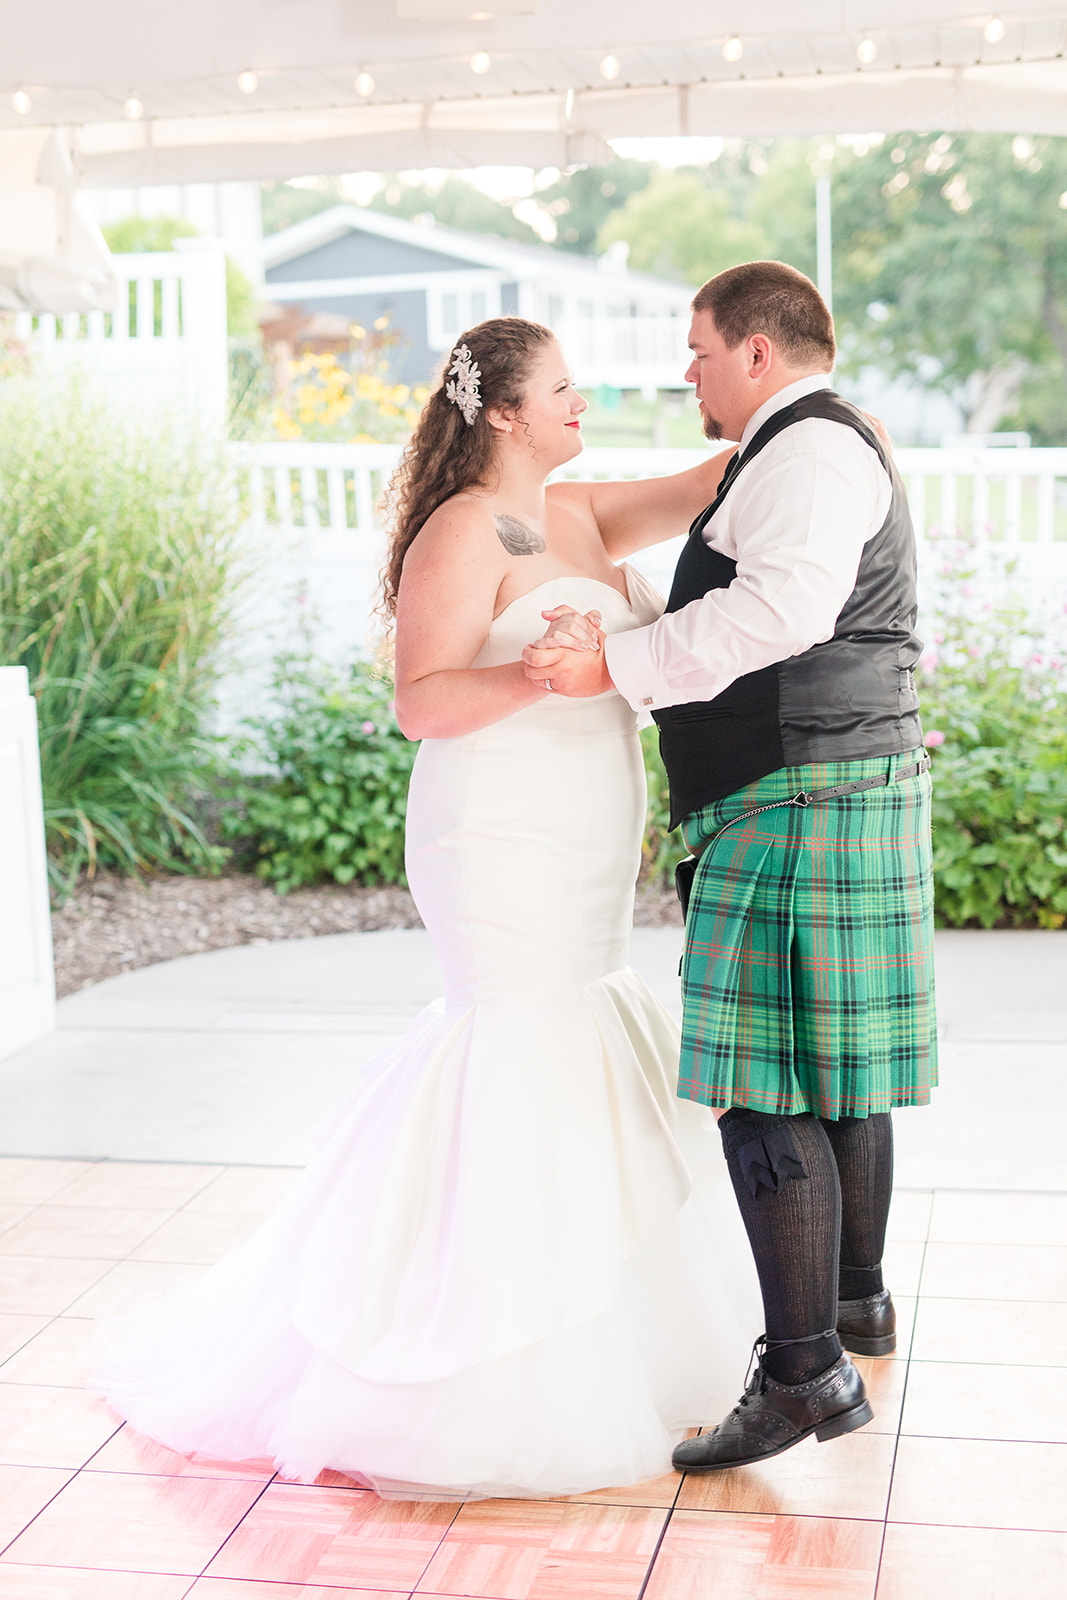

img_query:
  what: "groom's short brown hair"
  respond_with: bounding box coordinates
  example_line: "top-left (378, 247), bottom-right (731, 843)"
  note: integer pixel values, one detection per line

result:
top-left (692, 261), bottom-right (836, 370)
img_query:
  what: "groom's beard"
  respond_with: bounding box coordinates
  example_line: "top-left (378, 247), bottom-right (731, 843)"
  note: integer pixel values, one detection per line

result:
top-left (701, 409), bottom-right (725, 441)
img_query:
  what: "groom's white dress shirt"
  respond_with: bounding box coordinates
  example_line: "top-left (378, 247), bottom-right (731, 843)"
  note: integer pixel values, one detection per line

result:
top-left (605, 374), bottom-right (893, 714)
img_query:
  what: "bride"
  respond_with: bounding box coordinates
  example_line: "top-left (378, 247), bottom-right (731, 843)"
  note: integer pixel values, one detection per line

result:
top-left (92, 316), bottom-right (760, 1499)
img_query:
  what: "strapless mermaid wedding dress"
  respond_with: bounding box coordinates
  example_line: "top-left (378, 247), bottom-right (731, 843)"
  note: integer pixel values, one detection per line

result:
top-left (92, 565), bottom-right (760, 1499)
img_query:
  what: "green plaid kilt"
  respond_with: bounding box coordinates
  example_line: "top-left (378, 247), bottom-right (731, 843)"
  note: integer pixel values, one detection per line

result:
top-left (679, 748), bottom-right (937, 1120)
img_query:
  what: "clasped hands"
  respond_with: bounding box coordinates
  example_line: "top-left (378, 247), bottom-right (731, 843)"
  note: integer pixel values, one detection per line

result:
top-left (522, 605), bottom-right (613, 697)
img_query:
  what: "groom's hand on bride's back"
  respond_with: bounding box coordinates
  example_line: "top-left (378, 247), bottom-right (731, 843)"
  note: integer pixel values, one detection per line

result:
top-left (523, 607), bottom-right (613, 697)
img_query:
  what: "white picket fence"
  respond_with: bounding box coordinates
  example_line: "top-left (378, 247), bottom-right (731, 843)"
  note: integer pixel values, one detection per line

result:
top-left (10, 240), bottom-right (229, 425)
top-left (233, 440), bottom-right (1067, 546)
top-left (219, 440), bottom-right (1067, 725)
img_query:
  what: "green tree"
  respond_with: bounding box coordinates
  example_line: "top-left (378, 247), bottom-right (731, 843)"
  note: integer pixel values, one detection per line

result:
top-left (532, 159), bottom-right (654, 254)
top-left (260, 177), bottom-right (349, 235)
top-left (370, 173), bottom-right (540, 244)
top-left (597, 167), bottom-right (768, 284)
top-left (101, 215), bottom-right (258, 338)
top-left (828, 132), bottom-right (1067, 434)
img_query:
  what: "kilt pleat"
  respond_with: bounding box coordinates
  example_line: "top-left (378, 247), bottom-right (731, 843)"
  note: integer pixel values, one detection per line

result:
top-left (678, 749), bottom-right (938, 1120)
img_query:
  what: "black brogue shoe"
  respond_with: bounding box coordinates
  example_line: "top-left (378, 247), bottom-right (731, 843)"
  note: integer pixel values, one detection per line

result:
top-left (837, 1288), bottom-right (896, 1357)
top-left (671, 1343), bottom-right (873, 1473)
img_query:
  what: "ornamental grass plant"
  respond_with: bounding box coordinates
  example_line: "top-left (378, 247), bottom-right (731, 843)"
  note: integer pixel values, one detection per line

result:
top-left (0, 381), bottom-right (241, 894)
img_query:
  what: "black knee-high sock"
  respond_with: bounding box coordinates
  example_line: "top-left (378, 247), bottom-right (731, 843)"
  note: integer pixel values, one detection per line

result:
top-left (719, 1108), bottom-right (843, 1386)
top-left (820, 1112), bottom-right (894, 1301)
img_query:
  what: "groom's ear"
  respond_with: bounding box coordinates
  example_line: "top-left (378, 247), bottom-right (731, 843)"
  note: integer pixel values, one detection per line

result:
top-left (747, 334), bottom-right (774, 376)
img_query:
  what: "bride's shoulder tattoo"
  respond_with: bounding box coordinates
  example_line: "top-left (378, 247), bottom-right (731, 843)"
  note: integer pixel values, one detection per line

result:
top-left (494, 513), bottom-right (546, 556)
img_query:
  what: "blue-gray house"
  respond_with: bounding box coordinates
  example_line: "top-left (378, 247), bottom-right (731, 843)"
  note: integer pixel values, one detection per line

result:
top-left (261, 204), bottom-right (693, 393)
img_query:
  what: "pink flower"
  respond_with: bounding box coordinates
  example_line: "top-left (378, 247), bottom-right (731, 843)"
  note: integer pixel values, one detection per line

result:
top-left (920, 650), bottom-right (939, 673)
top-left (926, 730), bottom-right (946, 747)
top-left (1030, 654), bottom-right (1044, 667)
top-left (961, 582), bottom-right (973, 598)
top-left (361, 720), bottom-right (376, 734)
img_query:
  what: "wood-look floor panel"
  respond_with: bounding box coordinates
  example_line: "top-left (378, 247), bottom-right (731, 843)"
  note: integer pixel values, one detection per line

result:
top-left (413, 1500), bottom-right (665, 1598)
top-left (0, 1469), bottom-right (266, 1576)
top-left (206, 1483), bottom-right (455, 1588)
top-left (877, 1522), bottom-right (1067, 1600)
top-left (888, 1435), bottom-right (1067, 1532)
top-left (643, 1510), bottom-right (882, 1600)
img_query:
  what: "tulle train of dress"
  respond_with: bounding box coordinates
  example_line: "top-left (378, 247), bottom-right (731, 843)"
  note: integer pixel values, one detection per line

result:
top-left (92, 568), bottom-right (761, 1499)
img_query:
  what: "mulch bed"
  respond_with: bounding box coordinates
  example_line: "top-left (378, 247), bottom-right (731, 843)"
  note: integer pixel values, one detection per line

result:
top-left (51, 871), bottom-right (682, 998)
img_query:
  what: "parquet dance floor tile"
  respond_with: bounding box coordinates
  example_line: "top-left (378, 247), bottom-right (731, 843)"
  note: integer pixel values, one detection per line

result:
top-left (413, 1500), bottom-right (665, 1598)
top-left (204, 1485), bottom-right (455, 1588)
top-left (877, 1524), bottom-right (1067, 1600)
top-left (0, 1160), bottom-right (1063, 1600)
top-left (0, 1470), bottom-right (266, 1575)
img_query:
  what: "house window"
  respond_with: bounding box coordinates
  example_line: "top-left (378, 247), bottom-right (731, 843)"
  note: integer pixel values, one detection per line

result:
top-left (428, 281), bottom-right (501, 349)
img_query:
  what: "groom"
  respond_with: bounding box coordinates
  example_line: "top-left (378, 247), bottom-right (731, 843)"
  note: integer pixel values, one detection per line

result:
top-left (524, 260), bottom-right (937, 1471)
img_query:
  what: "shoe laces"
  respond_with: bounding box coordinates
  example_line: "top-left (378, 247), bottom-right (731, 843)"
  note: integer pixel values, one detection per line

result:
top-left (733, 1336), bottom-right (769, 1412)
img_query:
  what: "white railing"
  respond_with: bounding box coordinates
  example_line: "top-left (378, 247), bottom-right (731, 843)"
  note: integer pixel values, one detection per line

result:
top-left (229, 440), bottom-right (1067, 546)
top-left (10, 240), bottom-right (229, 425)
top-left (216, 440), bottom-right (1067, 731)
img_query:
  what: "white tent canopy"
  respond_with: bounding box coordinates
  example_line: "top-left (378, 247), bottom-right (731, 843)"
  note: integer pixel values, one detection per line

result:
top-left (3, 1), bottom-right (1067, 187)
top-left (0, 128), bottom-right (118, 313)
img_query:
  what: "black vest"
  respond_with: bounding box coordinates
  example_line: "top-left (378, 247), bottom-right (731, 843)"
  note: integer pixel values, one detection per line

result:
top-left (653, 390), bottom-right (923, 828)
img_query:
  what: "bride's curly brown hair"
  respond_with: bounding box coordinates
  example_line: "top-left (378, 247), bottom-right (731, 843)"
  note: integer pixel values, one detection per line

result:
top-left (379, 317), bottom-right (556, 630)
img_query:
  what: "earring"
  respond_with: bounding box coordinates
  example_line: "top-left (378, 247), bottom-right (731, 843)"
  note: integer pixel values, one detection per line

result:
top-left (505, 426), bottom-right (513, 433)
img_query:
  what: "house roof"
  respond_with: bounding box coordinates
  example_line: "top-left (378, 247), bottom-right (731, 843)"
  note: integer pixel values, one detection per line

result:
top-left (261, 203), bottom-right (692, 303)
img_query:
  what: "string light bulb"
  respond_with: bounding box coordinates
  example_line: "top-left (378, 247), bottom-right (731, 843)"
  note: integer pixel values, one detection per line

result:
top-left (355, 71), bottom-right (375, 96)
top-left (470, 51), bottom-right (491, 74)
top-left (124, 94), bottom-right (144, 120)
top-left (723, 36), bottom-right (743, 63)
top-left (856, 38), bottom-right (877, 64)
top-left (600, 54), bottom-right (620, 80)
top-left (237, 70), bottom-right (259, 94)
top-left (12, 88), bottom-right (31, 114)
top-left (984, 16), bottom-right (1005, 43)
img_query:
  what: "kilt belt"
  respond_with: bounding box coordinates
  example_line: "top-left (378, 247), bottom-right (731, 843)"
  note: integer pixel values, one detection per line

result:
top-left (674, 754), bottom-right (931, 921)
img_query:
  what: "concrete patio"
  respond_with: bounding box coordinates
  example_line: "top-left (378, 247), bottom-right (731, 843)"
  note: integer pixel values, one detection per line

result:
top-left (0, 926), bottom-right (1064, 1188)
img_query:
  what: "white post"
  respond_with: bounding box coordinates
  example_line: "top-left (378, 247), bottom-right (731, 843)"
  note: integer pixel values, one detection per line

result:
top-left (0, 667), bottom-right (56, 1061)
top-left (173, 237), bottom-right (229, 431)
top-left (816, 173), bottom-right (833, 316)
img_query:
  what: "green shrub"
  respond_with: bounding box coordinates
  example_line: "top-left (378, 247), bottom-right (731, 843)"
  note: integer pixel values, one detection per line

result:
top-left (223, 658), bottom-right (417, 892)
top-left (918, 543), bottom-right (1067, 929)
top-left (0, 381), bottom-right (239, 893)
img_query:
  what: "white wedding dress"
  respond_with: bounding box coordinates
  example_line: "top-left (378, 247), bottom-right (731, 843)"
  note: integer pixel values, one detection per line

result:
top-left (92, 566), bottom-right (760, 1499)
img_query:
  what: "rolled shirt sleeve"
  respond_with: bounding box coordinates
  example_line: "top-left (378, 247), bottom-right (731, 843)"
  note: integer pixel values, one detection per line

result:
top-left (606, 417), bottom-right (893, 713)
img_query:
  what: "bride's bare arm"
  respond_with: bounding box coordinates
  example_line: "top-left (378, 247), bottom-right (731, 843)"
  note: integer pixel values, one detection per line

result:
top-left (546, 448), bottom-right (734, 562)
top-left (393, 503), bottom-right (555, 740)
